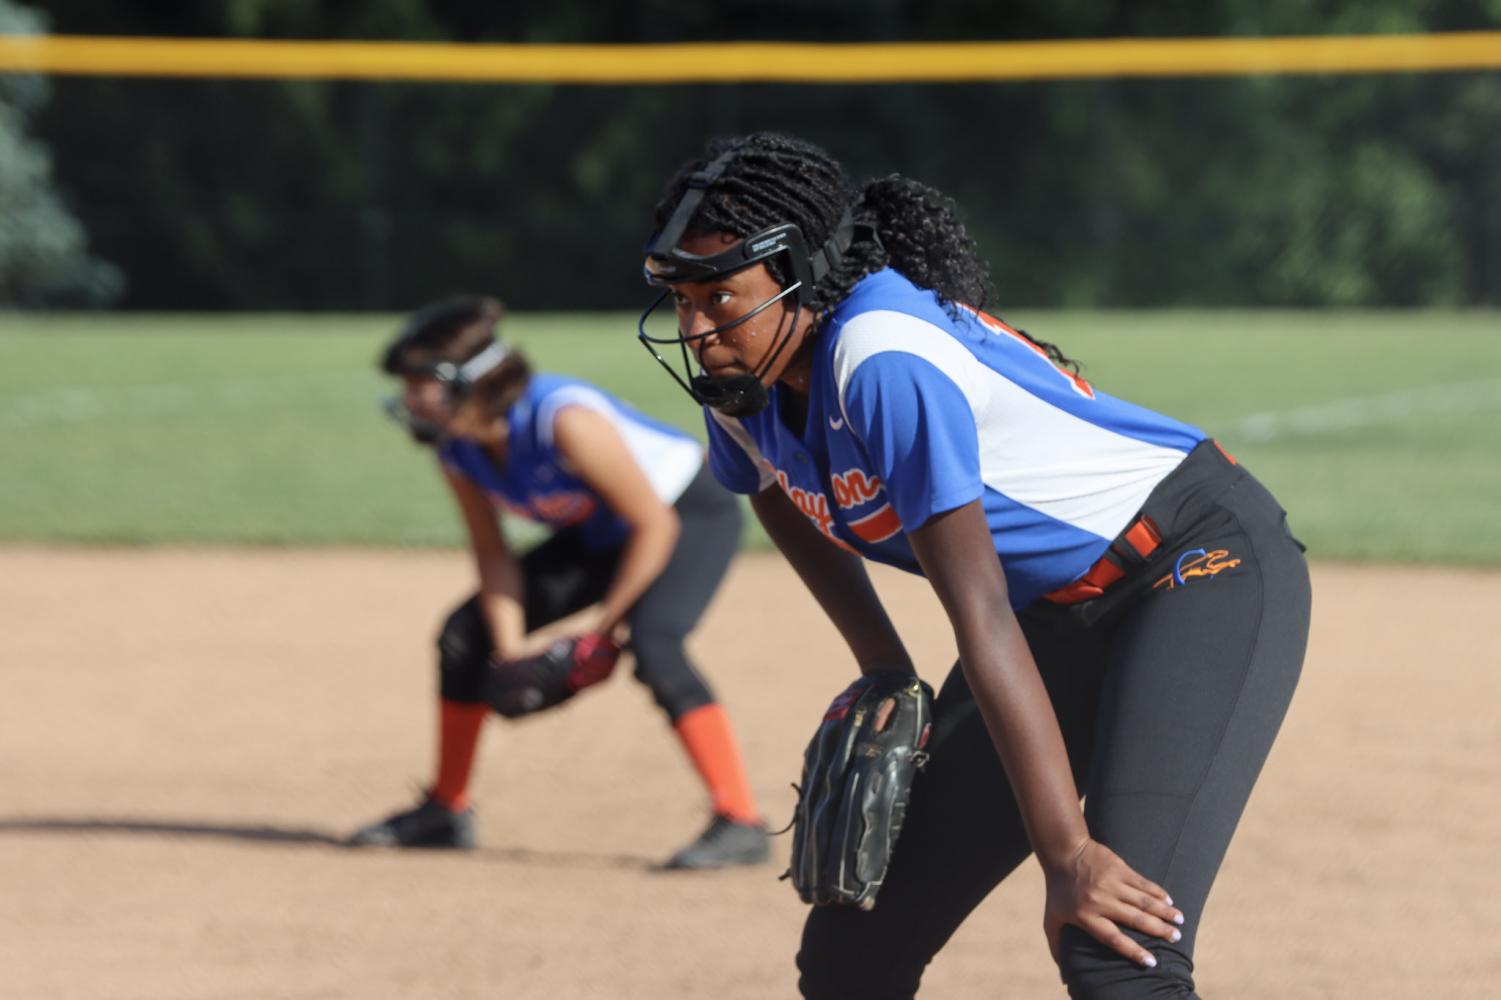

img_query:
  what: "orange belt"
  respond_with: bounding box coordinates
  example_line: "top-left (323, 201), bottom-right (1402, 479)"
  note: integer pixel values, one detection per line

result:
top-left (1043, 515), bottom-right (1163, 605)
top-left (1041, 440), bottom-right (1237, 606)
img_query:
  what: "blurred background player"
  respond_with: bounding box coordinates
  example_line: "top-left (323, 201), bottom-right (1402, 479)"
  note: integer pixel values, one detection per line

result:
top-left (637, 133), bottom-right (1310, 997)
top-left (348, 295), bottom-right (769, 869)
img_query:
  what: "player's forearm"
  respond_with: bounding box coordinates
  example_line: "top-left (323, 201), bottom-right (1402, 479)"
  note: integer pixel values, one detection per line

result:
top-left (591, 507), bottom-right (679, 636)
top-left (447, 468), bottom-right (527, 657)
top-left (957, 618), bottom-right (1090, 872)
top-left (750, 488), bottom-right (911, 673)
top-left (908, 501), bottom-right (1088, 871)
top-left (475, 554), bottom-right (527, 657)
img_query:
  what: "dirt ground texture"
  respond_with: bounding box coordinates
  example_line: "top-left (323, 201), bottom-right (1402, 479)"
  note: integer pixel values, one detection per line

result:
top-left (2, 548), bottom-right (1499, 1000)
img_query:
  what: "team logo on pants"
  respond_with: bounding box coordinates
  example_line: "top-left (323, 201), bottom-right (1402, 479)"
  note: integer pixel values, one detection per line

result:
top-left (1153, 547), bottom-right (1242, 591)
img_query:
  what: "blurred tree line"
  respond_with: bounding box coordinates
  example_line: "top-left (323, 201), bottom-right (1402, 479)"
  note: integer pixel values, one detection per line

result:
top-left (0, 0), bottom-right (120, 305)
top-left (8, 0), bottom-right (1501, 309)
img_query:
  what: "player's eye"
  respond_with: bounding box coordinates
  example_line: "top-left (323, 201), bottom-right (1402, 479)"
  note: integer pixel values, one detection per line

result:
top-left (710, 290), bottom-right (733, 306)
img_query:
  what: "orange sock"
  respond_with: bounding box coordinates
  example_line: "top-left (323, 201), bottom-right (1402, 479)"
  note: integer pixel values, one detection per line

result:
top-left (430, 699), bottom-right (488, 811)
top-left (673, 703), bottom-right (760, 824)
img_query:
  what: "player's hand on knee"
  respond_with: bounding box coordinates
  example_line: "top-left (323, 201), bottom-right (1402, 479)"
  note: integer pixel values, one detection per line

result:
top-left (1043, 838), bottom-right (1185, 971)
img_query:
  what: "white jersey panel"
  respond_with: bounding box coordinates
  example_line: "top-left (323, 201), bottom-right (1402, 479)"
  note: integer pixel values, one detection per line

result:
top-left (536, 384), bottom-right (703, 505)
top-left (833, 309), bottom-right (1188, 542)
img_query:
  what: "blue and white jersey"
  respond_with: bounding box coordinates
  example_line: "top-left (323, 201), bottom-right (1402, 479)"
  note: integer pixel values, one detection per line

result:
top-left (442, 373), bottom-right (704, 551)
top-left (704, 269), bottom-right (1206, 609)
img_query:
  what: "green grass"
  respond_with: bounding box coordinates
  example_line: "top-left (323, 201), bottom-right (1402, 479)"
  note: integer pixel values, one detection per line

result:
top-left (2, 310), bottom-right (1498, 563)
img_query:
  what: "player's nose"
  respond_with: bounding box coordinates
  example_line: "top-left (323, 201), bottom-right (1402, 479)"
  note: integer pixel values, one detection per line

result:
top-left (404, 384), bottom-right (440, 418)
top-left (684, 306), bottom-right (720, 342)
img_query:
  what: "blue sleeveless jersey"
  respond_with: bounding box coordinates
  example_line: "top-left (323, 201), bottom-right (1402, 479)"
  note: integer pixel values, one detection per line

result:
top-left (703, 269), bottom-right (1206, 609)
top-left (441, 373), bottom-right (704, 552)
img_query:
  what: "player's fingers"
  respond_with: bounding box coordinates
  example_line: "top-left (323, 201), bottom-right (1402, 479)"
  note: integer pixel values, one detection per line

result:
top-left (1122, 868), bottom-right (1173, 905)
top-left (1126, 887), bottom-right (1185, 929)
top-left (1081, 915), bottom-right (1159, 969)
top-left (1108, 900), bottom-right (1183, 945)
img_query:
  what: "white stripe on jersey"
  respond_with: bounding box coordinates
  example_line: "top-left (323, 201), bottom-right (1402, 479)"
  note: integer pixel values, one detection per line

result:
top-left (832, 309), bottom-right (1188, 542)
top-left (707, 408), bottom-right (778, 491)
top-left (535, 385), bottom-right (703, 505)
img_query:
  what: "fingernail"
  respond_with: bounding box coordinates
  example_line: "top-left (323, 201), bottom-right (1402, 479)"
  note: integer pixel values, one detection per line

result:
top-left (1173, 913), bottom-right (1185, 926)
top-left (1141, 954), bottom-right (1158, 969)
top-left (1164, 895), bottom-right (1174, 906)
top-left (1170, 929), bottom-right (1182, 943)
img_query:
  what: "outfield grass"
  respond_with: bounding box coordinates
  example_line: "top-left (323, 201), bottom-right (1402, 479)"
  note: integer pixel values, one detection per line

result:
top-left (2, 310), bottom-right (1498, 563)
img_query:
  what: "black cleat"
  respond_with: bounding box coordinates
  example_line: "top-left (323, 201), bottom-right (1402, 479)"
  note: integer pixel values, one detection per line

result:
top-left (347, 795), bottom-right (476, 850)
top-left (662, 814), bottom-right (770, 870)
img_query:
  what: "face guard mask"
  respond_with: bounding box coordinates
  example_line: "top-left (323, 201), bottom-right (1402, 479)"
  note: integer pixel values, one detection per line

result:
top-left (638, 150), bottom-right (866, 418)
top-left (381, 340), bottom-right (509, 444)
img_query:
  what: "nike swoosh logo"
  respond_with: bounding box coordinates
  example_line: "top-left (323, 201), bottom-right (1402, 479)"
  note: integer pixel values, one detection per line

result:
top-left (828, 415), bottom-right (845, 431)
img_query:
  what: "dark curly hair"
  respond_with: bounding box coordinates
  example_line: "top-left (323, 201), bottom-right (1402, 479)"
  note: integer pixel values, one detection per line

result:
top-left (651, 132), bottom-right (1077, 371)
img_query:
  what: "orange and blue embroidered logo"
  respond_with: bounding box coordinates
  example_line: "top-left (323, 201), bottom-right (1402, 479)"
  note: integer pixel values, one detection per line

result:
top-left (830, 467), bottom-right (904, 544)
top-left (830, 468), bottom-right (883, 510)
top-left (762, 460), bottom-right (859, 554)
top-left (1153, 548), bottom-right (1242, 591)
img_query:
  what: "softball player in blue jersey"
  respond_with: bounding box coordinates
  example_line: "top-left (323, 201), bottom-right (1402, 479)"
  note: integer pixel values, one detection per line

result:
top-left (348, 295), bottom-right (769, 870)
top-left (636, 134), bottom-right (1310, 998)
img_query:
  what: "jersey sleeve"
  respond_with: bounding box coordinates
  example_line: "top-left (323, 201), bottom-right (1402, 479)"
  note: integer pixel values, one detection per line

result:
top-left (841, 350), bottom-right (983, 531)
top-left (535, 384), bottom-right (615, 447)
top-left (704, 408), bottom-right (776, 495)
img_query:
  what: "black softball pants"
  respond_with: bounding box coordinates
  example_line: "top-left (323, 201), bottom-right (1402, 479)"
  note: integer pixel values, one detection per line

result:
top-left (436, 463), bottom-right (742, 722)
top-left (798, 446), bottom-right (1311, 999)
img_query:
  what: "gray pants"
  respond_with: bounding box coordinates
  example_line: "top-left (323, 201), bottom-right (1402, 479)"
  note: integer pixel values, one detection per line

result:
top-left (436, 464), bottom-right (743, 722)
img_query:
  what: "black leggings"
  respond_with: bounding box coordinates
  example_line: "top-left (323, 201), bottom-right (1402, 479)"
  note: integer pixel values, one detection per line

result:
top-left (798, 445), bottom-right (1311, 999)
top-left (435, 464), bottom-right (742, 722)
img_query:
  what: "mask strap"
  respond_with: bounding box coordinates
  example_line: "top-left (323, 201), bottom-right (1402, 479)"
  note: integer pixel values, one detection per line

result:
top-left (648, 148), bottom-right (739, 257)
top-left (456, 341), bottom-right (508, 384)
top-left (429, 340), bottom-right (509, 398)
top-left (808, 210), bottom-right (851, 284)
top-left (807, 210), bottom-right (882, 287)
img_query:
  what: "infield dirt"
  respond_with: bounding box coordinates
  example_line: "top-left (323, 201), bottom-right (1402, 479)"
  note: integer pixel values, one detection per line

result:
top-left (3, 549), bottom-right (1497, 999)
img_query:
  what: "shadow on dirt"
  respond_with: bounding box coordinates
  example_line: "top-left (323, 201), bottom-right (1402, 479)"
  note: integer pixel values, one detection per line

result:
top-left (0, 816), bottom-right (660, 869)
top-left (0, 815), bottom-right (343, 845)
top-left (473, 844), bottom-right (661, 871)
